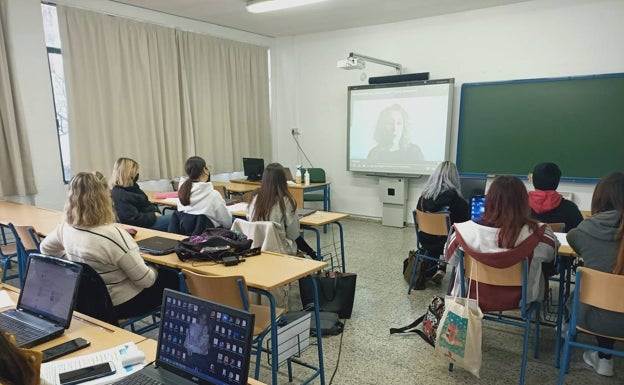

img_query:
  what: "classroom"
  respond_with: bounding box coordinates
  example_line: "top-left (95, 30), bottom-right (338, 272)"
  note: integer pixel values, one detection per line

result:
top-left (1, 0), bottom-right (623, 384)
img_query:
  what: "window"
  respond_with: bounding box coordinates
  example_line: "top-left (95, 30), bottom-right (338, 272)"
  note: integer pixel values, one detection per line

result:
top-left (41, 3), bottom-right (71, 182)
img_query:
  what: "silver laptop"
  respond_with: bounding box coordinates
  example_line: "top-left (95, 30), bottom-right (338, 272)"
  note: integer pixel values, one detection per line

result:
top-left (0, 254), bottom-right (82, 348)
top-left (112, 289), bottom-right (255, 385)
top-left (137, 236), bottom-right (179, 255)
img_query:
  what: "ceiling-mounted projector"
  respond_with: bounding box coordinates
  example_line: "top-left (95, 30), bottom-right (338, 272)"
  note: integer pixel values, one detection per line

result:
top-left (337, 57), bottom-right (365, 70)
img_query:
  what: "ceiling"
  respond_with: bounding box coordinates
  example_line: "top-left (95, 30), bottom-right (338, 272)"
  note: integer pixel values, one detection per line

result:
top-left (110, 0), bottom-right (530, 37)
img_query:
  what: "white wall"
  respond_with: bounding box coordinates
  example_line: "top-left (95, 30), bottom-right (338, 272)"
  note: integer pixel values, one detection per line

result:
top-left (3, 0), bottom-right (273, 210)
top-left (271, 0), bottom-right (624, 220)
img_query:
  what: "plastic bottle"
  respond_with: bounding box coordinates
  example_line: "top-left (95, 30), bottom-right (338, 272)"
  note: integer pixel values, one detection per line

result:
top-left (304, 169), bottom-right (310, 186)
top-left (295, 166), bottom-right (302, 184)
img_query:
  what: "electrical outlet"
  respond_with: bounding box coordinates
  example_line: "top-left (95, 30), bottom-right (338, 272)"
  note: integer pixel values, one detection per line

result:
top-left (291, 128), bottom-right (300, 136)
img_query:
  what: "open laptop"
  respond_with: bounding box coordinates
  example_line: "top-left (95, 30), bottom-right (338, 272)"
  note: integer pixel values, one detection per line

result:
top-left (470, 195), bottom-right (486, 221)
top-left (460, 176), bottom-right (487, 201)
top-left (0, 254), bottom-right (82, 348)
top-left (137, 236), bottom-right (179, 255)
top-left (296, 208), bottom-right (317, 218)
top-left (112, 289), bottom-right (255, 385)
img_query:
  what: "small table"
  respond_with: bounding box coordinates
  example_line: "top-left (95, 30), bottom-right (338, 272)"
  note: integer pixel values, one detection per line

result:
top-left (230, 179), bottom-right (331, 211)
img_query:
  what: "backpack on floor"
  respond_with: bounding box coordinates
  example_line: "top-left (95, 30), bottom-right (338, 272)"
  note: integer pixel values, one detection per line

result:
top-left (390, 296), bottom-right (445, 347)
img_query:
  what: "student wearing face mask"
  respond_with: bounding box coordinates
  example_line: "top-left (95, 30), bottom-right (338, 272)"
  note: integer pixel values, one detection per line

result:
top-left (111, 157), bottom-right (171, 231)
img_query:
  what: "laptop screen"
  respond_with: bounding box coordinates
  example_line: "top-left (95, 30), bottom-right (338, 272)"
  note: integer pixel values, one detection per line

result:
top-left (18, 254), bottom-right (82, 328)
top-left (470, 195), bottom-right (486, 221)
top-left (156, 289), bottom-right (255, 385)
top-left (460, 176), bottom-right (487, 201)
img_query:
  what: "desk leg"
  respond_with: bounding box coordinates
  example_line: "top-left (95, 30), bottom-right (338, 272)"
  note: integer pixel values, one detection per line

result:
top-left (309, 275), bottom-right (326, 385)
top-left (554, 255), bottom-right (572, 368)
top-left (249, 287), bottom-right (279, 385)
top-left (335, 221), bottom-right (346, 273)
top-left (323, 185), bottom-right (330, 233)
top-left (303, 226), bottom-right (322, 265)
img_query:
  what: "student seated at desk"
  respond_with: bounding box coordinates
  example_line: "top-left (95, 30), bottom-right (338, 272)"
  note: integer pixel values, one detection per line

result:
top-left (566, 172), bottom-right (624, 377)
top-left (247, 163), bottom-right (316, 258)
top-left (529, 162), bottom-right (583, 231)
top-left (444, 175), bottom-right (558, 308)
top-left (0, 330), bottom-right (42, 385)
top-left (416, 161), bottom-right (470, 286)
top-left (177, 156), bottom-right (232, 229)
top-left (40, 172), bottom-right (179, 318)
top-left (110, 157), bottom-right (172, 231)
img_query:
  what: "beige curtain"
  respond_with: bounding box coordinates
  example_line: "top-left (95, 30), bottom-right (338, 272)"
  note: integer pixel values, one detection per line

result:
top-left (0, 0), bottom-right (37, 196)
top-left (177, 30), bottom-right (271, 173)
top-left (57, 6), bottom-right (271, 179)
top-left (57, 6), bottom-right (185, 179)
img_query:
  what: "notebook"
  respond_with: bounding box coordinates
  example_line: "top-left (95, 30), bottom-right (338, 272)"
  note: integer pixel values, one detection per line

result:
top-left (0, 254), bottom-right (83, 348)
top-left (137, 236), bottom-right (179, 255)
top-left (470, 195), bottom-right (486, 221)
top-left (296, 208), bottom-right (317, 218)
top-left (112, 289), bottom-right (255, 385)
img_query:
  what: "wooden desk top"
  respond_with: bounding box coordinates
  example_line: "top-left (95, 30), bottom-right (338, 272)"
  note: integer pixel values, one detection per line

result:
top-left (0, 200), bottom-right (62, 235)
top-left (0, 284), bottom-right (145, 358)
top-left (230, 179), bottom-right (329, 190)
top-left (227, 203), bottom-right (348, 226)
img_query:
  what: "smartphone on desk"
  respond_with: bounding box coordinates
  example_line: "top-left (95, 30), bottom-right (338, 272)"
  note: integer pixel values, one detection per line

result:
top-left (42, 337), bottom-right (91, 362)
top-left (58, 361), bottom-right (116, 385)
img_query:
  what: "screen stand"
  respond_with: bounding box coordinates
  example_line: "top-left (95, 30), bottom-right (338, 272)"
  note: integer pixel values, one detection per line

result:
top-left (379, 177), bottom-right (407, 228)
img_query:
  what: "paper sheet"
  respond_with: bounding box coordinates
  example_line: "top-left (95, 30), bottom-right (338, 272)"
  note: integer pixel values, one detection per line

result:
top-left (40, 342), bottom-right (146, 385)
top-left (227, 202), bottom-right (248, 213)
top-left (0, 290), bottom-right (15, 309)
top-left (554, 232), bottom-right (569, 247)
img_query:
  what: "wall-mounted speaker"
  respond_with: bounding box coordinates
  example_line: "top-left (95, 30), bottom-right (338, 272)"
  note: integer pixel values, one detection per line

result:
top-left (368, 72), bottom-right (430, 84)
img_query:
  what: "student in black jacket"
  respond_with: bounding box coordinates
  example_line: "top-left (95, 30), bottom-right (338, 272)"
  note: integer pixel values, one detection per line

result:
top-left (110, 157), bottom-right (171, 231)
top-left (416, 161), bottom-right (470, 285)
top-left (529, 162), bottom-right (583, 231)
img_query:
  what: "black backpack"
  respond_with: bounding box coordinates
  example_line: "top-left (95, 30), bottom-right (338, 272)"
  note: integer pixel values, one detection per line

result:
top-left (175, 228), bottom-right (254, 262)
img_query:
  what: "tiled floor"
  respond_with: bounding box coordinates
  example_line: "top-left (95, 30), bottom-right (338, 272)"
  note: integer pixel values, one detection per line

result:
top-left (6, 219), bottom-right (621, 384)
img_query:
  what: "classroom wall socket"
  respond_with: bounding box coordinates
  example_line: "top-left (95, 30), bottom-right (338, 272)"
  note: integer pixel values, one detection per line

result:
top-left (291, 128), bottom-right (300, 136)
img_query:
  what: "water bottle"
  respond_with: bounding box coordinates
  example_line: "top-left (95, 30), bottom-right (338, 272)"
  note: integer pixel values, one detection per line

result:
top-left (295, 166), bottom-right (302, 184)
top-left (304, 169), bottom-right (310, 186)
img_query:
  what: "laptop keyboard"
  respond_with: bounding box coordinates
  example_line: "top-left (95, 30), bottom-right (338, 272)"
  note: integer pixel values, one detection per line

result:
top-left (112, 372), bottom-right (163, 385)
top-left (0, 314), bottom-right (46, 344)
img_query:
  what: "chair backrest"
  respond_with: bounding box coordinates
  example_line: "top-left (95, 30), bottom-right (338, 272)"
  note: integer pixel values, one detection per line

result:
top-left (10, 224), bottom-right (41, 252)
top-left (73, 262), bottom-right (120, 326)
top-left (458, 250), bottom-right (529, 313)
top-left (182, 269), bottom-right (249, 310)
top-left (413, 209), bottom-right (451, 245)
top-left (305, 168), bottom-right (326, 183)
top-left (576, 267), bottom-right (624, 314)
top-left (168, 211), bottom-right (213, 236)
top-left (230, 218), bottom-right (289, 254)
top-left (546, 222), bottom-right (565, 233)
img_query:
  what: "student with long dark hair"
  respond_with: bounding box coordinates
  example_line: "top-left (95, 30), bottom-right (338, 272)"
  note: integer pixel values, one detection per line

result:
top-left (177, 156), bottom-right (232, 228)
top-left (444, 175), bottom-right (557, 308)
top-left (566, 172), bottom-right (624, 377)
top-left (417, 161), bottom-right (470, 285)
top-left (0, 330), bottom-right (40, 385)
top-left (247, 163), bottom-right (316, 257)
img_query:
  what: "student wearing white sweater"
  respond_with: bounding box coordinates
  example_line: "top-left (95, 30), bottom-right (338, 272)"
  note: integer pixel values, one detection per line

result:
top-left (41, 172), bottom-right (178, 318)
top-left (177, 156), bottom-right (232, 228)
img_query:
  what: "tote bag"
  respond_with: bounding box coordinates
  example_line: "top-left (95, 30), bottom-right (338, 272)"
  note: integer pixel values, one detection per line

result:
top-left (299, 272), bottom-right (357, 319)
top-left (435, 263), bottom-right (483, 377)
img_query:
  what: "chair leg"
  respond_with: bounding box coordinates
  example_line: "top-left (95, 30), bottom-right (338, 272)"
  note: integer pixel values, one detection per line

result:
top-left (519, 308), bottom-right (532, 385)
top-left (408, 255), bottom-right (421, 295)
top-left (533, 303), bottom-right (540, 359)
top-left (557, 333), bottom-right (574, 384)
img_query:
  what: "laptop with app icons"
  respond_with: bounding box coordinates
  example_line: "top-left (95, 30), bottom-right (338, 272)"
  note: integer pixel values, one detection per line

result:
top-left (0, 254), bottom-right (82, 348)
top-left (111, 289), bottom-right (255, 385)
top-left (470, 195), bottom-right (486, 221)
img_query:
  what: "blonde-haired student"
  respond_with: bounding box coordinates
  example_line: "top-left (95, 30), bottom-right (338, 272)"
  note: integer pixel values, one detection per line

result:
top-left (111, 157), bottom-right (171, 231)
top-left (41, 172), bottom-right (178, 318)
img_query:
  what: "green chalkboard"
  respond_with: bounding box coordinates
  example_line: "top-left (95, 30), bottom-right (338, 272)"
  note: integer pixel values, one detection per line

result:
top-left (457, 73), bottom-right (624, 181)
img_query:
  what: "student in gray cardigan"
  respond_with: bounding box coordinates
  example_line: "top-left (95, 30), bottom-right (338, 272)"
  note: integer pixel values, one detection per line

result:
top-left (566, 172), bottom-right (624, 377)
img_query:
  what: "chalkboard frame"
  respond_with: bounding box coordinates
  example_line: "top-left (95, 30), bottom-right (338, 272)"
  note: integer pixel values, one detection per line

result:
top-left (456, 72), bottom-right (624, 183)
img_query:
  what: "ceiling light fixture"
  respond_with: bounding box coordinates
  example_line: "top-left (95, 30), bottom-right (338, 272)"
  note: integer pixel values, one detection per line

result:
top-left (246, 0), bottom-right (329, 14)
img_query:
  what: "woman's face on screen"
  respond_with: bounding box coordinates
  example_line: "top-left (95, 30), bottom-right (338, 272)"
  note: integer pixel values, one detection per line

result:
top-left (386, 110), bottom-right (404, 147)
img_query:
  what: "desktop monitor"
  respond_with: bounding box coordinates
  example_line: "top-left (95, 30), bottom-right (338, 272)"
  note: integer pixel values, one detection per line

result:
top-left (460, 176), bottom-right (487, 200)
top-left (242, 158), bottom-right (264, 181)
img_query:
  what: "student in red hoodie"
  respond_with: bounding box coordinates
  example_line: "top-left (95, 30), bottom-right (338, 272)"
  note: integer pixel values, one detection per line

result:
top-left (529, 162), bottom-right (583, 232)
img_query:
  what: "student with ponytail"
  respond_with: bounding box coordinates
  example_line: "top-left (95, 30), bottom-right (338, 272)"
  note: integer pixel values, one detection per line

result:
top-left (177, 156), bottom-right (232, 229)
top-left (567, 172), bottom-right (624, 377)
